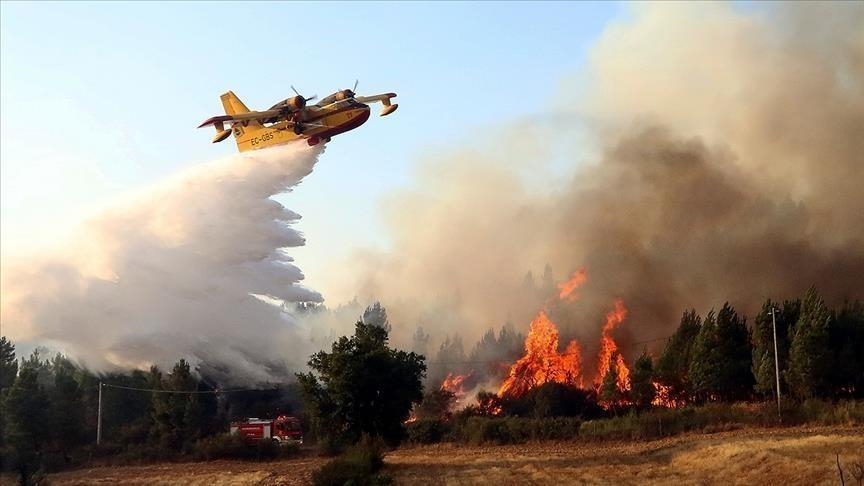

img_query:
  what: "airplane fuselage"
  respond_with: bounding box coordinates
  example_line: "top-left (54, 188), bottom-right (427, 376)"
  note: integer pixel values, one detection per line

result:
top-left (234, 102), bottom-right (371, 151)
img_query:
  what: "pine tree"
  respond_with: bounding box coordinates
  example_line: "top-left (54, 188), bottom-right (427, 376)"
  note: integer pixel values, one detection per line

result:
top-left (0, 336), bottom-right (17, 390)
top-left (0, 336), bottom-right (18, 451)
top-left (599, 353), bottom-right (624, 412)
top-left (751, 299), bottom-right (799, 398)
top-left (362, 302), bottom-right (391, 333)
top-left (656, 309), bottom-right (701, 403)
top-left (787, 287), bottom-right (833, 398)
top-left (630, 351), bottom-right (656, 410)
top-left (152, 359), bottom-right (198, 449)
top-left (48, 354), bottom-right (85, 451)
top-left (3, 351), bottom-right (50, 483)
top-left (828, 300), bottom-right (864, 397)
top-left (689, 304), bottom-right (753, 402)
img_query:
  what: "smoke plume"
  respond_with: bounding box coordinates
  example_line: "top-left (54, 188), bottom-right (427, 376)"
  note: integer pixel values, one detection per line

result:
top-left (345, 2), bottom-right (864, 357)
top-left (1, 143), bottom-right (326, 384)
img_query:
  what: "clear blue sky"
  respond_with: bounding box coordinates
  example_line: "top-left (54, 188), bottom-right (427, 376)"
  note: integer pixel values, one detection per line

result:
top-left (1, 1), bottom-right (623, 295)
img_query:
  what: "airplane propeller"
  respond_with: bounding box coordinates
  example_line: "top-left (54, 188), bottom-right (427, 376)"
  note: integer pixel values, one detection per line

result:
top-left (291, 85), bottom-right (317, 103)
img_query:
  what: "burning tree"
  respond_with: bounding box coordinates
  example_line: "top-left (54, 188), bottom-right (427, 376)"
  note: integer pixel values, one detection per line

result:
top-left (594, 299), bottom-right (631, 393)
top-left (494, 269), bottom-right (640, 412)
top-left (497, 310), bottom-right (583, 397)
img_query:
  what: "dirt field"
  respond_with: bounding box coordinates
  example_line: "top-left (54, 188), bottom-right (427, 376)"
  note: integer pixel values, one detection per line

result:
top-left (44, 426), bottom-right (863, 485)
top-left (45, 456), bottom-right (328, 486)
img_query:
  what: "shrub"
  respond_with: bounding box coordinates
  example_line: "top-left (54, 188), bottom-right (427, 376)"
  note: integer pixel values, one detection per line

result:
top-left (312, 435), bottom-right (391, 486)
top-left (449, 417), bottom-right (582, 445)
top-left (406, 419), bottom-right (450, 444)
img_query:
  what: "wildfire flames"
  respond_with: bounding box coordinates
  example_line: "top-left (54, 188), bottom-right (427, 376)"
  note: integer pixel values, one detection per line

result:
top-left (497, 310), bottom-right (583, 397)
top-left (651, 381), bottom-right (680, 408)
top-left (595, 299), bottom-right (630, 391)
top-left (441, 372), bottom-right (468, 400)
top-left (496, 269), bottom-right (635, 407)
top-left (557, 268), bottom-right (588, 302)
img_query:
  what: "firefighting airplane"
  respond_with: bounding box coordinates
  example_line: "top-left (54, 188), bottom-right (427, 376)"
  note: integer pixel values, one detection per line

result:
top-left (197, 82), bottom-right (398, 152)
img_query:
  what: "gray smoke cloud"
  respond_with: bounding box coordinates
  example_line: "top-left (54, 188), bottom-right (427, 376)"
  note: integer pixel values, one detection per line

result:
top-left (1, 143), bottom-right (328, 384)
top-left (343, 2), bottom-right (864, 362)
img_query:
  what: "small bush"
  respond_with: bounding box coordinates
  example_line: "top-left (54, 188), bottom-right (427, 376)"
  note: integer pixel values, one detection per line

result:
top-left (406, 419), bottom-right (450, 444)
top-left (312, 435), bottom-right (391, 486)
top-left (450, 417), bottom-right (582, 445)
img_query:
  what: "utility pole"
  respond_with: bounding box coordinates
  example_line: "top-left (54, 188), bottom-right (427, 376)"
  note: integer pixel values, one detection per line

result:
top-left (97, 381), bottom-right (103, 445)
top-left (769, 307), bottom-right (781, 417)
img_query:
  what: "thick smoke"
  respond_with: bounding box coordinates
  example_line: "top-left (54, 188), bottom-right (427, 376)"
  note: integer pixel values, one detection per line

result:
top-left (346, 2), bottom-right (864, 358)
top-left (1, 143), bottom-right (327, 384)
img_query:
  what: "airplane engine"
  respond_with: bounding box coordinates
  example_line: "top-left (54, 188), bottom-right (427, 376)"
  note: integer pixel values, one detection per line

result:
top-left (283, 95), bottom-right (306, 111)
top-left (335, 89), bottom-right (354, 101)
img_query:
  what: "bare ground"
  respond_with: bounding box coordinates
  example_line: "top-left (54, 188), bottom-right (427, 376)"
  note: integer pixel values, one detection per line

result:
top-left (42, 426), bottom-right (864, 485)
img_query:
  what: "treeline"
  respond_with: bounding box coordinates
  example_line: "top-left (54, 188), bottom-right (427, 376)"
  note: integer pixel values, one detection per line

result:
top-left (654, 287), bottom-right (863, 405)
top-left (0, 342), bottom-right (301, 483)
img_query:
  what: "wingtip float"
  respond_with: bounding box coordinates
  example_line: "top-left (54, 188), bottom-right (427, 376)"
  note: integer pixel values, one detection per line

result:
top-left (197, 83), bottom-right (398, 152)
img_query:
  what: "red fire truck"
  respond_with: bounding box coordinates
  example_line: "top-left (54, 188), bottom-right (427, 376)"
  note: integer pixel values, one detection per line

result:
top-left (230, 415), bottom-right (303, 444)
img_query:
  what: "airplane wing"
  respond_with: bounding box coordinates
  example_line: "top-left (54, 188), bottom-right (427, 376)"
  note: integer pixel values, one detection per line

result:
top-left (197, 110), bottom-right (286, 128)
top-left (355, 93), bottom-right (398, 116)
top-left (354, 93), bottom-right (397, 104)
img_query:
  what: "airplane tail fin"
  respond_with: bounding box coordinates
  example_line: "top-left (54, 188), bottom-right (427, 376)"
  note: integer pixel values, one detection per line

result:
top-left (220, 91), bottom-right (262, 149)
top-left (221, 91), bottom-right (252, 116)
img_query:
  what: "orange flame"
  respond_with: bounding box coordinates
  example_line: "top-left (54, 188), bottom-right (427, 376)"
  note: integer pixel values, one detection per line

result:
top-left (497, 310), bottom-right (583, 397)
top-left (595, 299), bottom-right (630, 391)
top-left (441, 372), bottom-right (468, 399)
top-left (557, 268), bottom-right (588, 302)
top-left (651, 381), bottom-right (682, 408)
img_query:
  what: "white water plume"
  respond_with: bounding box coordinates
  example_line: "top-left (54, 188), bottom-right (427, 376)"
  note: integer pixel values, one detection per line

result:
top-left (1, 142), bottom-right (325, 384)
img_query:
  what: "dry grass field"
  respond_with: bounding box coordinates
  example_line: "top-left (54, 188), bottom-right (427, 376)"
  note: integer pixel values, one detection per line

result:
top-left (387, 426), bottom-right (864, 485)
top-left (42, 426), bottom-right (863, 485)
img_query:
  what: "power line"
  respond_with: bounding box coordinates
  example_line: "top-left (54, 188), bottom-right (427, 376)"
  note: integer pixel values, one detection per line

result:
top-left (101, 383), bottom-right (278, 394)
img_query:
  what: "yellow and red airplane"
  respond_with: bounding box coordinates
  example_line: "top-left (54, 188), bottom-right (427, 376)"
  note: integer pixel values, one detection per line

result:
top-left (198, 82), bottom-right (398, 152)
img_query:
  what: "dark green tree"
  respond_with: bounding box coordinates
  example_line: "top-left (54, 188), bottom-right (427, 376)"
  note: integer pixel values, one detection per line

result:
top-left (787, 287), bottom-right (833, 398)
top-left (528, 382), bottom-right (601, 418)
top-left (413, 388), bottom-right (456, 420)
top-left (362, 301), bottom-right (391, 333)
top-left (47, 354), bottom-right (85, 454)
top-left (100, 370), bottom-right (154, 445)
top-left (656, 309), bottom-right (701, 403)
top-left (828, 300), bottom-right (864, 397)
top-left (0, 336), bottom-right (18, 452)
top-left (3, 351), bottom-right (50, 484)
top-left (151, 359), bottom-right (199, 449)
top-left (296, 320), bottom-right (426, 448)
top-left (630, 351), bottom-right (656, 410)
top-left (751, 299), bottom-right (799, 399)
top-left (599, 353), bottom-right (624, 412)
top-left (1, 336), bottom-right (18, 390)
top-left (689, 304), bottom-right (753, 402)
